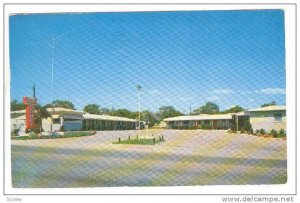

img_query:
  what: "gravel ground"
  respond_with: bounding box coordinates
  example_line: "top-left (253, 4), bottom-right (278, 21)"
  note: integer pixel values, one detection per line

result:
top-left (11, 129), bottom-right (287, 187)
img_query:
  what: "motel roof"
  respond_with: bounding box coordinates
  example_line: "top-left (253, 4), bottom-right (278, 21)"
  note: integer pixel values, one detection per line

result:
top-left (248, 105), bottom-right (286, 112)
top-left (164, 114), bottom-right (233, 122)
top-left (11, 108), bottom-right (85, 115)
top-left (11, 109), bottom-right (26, 114)
top-left (46, 107), bottom-right (85, 115)
top-left (83, 113), bottom-right (136, 122)
top-left (14, 115), bottom-right (26, 120)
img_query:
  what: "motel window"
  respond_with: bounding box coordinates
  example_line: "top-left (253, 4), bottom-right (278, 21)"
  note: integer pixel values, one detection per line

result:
top-left (183, 121), bottom-right (189, 125)
top-left (169, 121), bottom-right (174, 125)
top-left (53, 118), bottom-right (60, 124)
top-left (64, 118), bottom-right (80, 122)
top-left (274, 114), bottom-right (282, 122)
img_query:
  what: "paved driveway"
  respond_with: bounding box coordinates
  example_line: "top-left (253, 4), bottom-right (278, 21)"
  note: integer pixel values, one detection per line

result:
top-left (11, 129), bottom-right (287, 187)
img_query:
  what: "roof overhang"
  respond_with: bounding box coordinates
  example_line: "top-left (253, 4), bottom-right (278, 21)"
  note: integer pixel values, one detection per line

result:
top-left (164, 114), bottom-right (233, 122)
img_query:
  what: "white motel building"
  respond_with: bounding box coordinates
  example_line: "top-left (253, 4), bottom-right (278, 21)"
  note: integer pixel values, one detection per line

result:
top-left (164, 105), bottom-right (286, 132)
top-left (11, 105), bottom-right (286, 135)
top-left (11, 107), bottom-right (138, 134)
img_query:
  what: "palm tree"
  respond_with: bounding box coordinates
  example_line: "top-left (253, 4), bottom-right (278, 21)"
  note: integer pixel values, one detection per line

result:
top-left (34, 104), bottom-right (51, 134)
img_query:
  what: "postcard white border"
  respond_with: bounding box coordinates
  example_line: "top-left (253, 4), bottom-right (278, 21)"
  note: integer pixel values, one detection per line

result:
top-left (3, 3), bottom-right (297, 196)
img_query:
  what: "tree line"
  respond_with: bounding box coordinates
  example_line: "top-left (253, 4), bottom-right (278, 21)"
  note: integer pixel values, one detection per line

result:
top-left (11, 99), bottom-right (277, 127)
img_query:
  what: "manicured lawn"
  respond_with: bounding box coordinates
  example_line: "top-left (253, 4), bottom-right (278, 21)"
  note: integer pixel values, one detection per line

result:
top-left (11, 136), bottom-right (31, 140)
top-left (55, 131), bottom-right (93, 138)
top-left (113, 137), bottom-right (164, 145)
top-left (11, 131), bottom-right (94, 140)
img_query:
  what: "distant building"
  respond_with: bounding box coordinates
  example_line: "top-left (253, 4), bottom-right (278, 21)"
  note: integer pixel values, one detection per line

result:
top-left (164, 105), bottom-right (286, 133)
top-left (248, 105), bottom-right (286, 132)
top-left (82, 113), bottom-right (137, 131)
top-left (164, 114), bottom-right (237, 129)
top-left (11, 107), bottom-right (137, 134)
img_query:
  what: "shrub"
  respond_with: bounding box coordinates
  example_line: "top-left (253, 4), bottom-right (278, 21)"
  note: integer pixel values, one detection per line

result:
top-left (11, 129), bottom-right (19, 136)
top-left (189, 126), bottom-right (197, 130)
top-left (231, 125), bottom-right (237, 131)
top-left (29, 132), bottom-right (39, 139)
top-left (270, 129), bottom-right (278, 138)
top-left (279, 129), bottom-right (286, 137)
top-left (248, 129), bottom-right (254, 135)
top-left (259, 128), bottom-right (266, 135)
top-left (200, 124), bottom-right (212, 130)
top-left (33, 128), bottom-right (40, 134)
top-left (255, 129), bottom-right (260, 136)
top-left (227, 129), bottom-right (236, 134)
top-left (25, 128), bottom-right (30, 134)
top-left (244, 122), bottom-right (253, 134)
top-left (240, 127), bottom-right (245, 134)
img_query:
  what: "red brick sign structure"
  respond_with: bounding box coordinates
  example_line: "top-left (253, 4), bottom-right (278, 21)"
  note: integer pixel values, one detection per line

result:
top-left (23, 96), bottom-right (37, 130)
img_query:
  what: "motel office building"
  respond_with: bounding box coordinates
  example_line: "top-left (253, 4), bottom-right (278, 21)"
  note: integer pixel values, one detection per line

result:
top-left (248, 105), bottom-right (286, 132)
top-left (164, 105), bottom-right (286, 132)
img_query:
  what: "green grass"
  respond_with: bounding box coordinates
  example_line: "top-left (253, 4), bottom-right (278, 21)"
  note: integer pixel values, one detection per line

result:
top-left (60, 132), bottom-right (92, 138)
top-left (113, 138), bottom-right (164, 145)
top-left (11, 131), bottom-right (93, 140)
top-left (11, 136), bottom-right (31, 140)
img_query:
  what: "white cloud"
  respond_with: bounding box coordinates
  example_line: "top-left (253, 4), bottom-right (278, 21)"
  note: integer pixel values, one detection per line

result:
top-left (256, 88), bottom-right (285, 95)
top-left (240, 91), bottom-right (253, 95)
top-left (211, 88), bottom-right (233, 95)
top-left (149, 90), bottom-right (161, 95)
top-left (206, 95), bottom-right (220, 102)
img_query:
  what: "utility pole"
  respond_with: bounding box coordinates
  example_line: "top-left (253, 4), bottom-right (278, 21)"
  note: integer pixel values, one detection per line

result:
top-left (33, 84), bottom-right (36, 98)
top-left (137, 84), bottom-right (142, 137)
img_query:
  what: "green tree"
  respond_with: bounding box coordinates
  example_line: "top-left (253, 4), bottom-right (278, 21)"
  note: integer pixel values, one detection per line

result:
top-left (11, 99), bottom-right (25, 111)
top-left (34, 104), bottom-right (51, 133)
top-left (51, 99), bottom-right (76, 110)
top-left (141, 110), bottom-right (159, 127)
top-left (83, 104), bottom-right (101, 114)
top-left (223, 105), bottom-right (244, 113)
top-left (193, 102), bottom-right (219, 114)
top-left (158, 106), bottom-right (183, 121)
top-left (113, 109), bottom-right (134, 118)
top-left (101, 107), bottom-right (113, 115)
top-left (261, 101), bottom-right (276, 107)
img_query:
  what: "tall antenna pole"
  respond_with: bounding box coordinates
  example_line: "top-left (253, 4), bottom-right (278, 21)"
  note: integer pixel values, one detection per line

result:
top-left (51, 36), bottom-right (55, 104)
top-left (47, 30), bottom-right (74, 132)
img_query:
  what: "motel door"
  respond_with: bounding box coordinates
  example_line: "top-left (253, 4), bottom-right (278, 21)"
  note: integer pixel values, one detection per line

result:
top-left (212, 120), bottom-right (217, 129)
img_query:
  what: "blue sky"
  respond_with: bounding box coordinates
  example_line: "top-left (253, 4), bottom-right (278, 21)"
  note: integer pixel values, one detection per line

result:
top-left (10, 10), bottom-right (286, 112)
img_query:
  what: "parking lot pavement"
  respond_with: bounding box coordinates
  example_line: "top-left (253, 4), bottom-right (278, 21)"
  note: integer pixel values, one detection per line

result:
top-left (11, 129), bottom-right (287, 187)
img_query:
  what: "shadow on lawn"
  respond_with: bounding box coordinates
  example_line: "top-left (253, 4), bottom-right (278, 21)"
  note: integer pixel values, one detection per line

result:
top-left (11, 145), bottom-right (287, 169)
